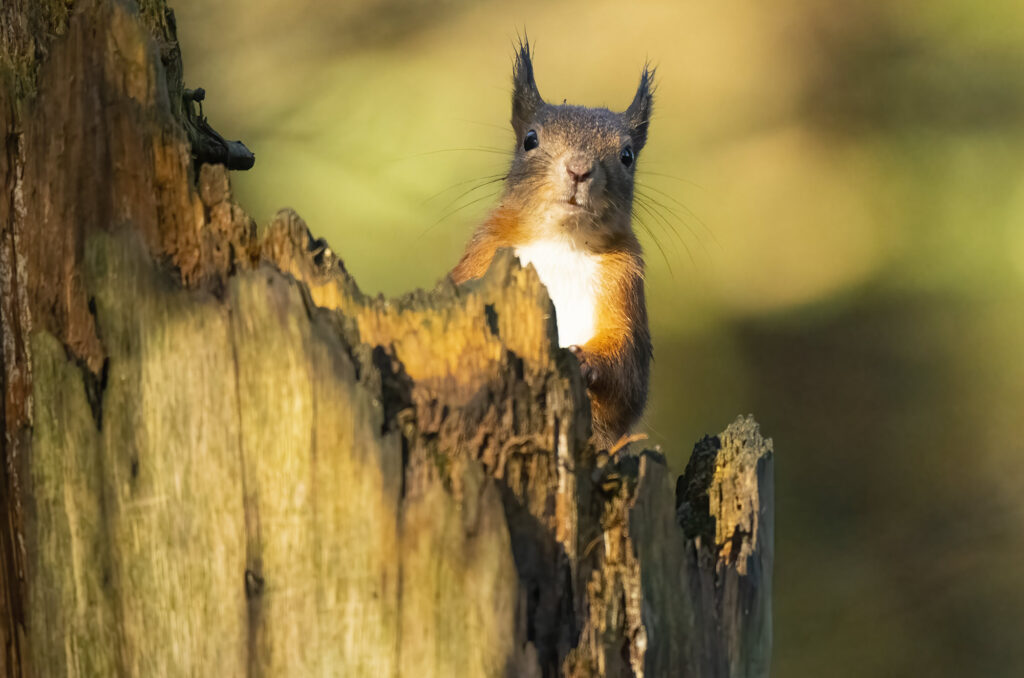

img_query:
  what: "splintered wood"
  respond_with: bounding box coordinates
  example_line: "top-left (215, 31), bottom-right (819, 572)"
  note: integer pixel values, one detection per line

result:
top-left (0, 1), bottom-right (773, 676)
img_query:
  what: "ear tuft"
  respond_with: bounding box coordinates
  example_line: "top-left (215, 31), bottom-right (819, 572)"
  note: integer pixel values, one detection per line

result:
top-left (512, 35), bottom-right (544, 136)
top-left (625, 63), bottom-right (656, 151)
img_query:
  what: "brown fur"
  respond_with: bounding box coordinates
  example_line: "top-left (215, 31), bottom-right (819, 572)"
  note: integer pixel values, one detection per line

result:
top-left (450, 41), bottom-right (654, 448)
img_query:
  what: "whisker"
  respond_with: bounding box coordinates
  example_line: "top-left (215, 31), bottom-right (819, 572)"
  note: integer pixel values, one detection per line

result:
top-left (637, 170), bottom-right (705, 190)
top-left (418, 190), bottom-right (501, 239)
top-left (631, 208), bottom-right (674, 275)
top-left (406, 147), bottom-right (513, 159)
top-left (633, 199), bottom-right (693, 269)
top-left (435, 175), bottom-right (508, 213)
top-left (423, 173), bottom-right (507, 204)
top-left (635, 183), bottom-right (716, 244)
top-left (643, 196), bottom-right (711, 266)
top-left (634, 191), bottom-right (711, 259)
top-left (633, 194), bottom-right (688, 246)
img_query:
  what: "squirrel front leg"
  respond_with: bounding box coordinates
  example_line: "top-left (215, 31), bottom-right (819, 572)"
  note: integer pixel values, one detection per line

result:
top-left (570, 257), bottom-right (651, 447)
top-left (451, 209), bottom-right (521, 285)
top-left (570, 335), bottom-right (650, 447)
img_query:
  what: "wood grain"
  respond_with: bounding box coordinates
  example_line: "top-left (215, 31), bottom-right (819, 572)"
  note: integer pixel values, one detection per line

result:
top-left (1, 1), bottom-right (774, 676)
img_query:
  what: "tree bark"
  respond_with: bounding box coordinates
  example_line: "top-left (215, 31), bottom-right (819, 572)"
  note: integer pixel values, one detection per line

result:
top-left (1, 1), bottom-right (774, 676)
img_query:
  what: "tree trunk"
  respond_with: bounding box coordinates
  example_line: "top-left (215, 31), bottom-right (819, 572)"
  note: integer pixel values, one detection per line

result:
top-left (0, 1), bottom-right (774, 676)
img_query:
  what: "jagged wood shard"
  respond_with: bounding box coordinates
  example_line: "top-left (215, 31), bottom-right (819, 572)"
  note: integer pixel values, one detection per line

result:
top-left (0, 1), bottom-right (774, 676)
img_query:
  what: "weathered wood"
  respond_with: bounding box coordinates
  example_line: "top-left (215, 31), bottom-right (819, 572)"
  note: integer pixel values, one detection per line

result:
top-left (1, 1), bottom-right (774, 676)
top-left (677, 417), bottom-right (774, 678)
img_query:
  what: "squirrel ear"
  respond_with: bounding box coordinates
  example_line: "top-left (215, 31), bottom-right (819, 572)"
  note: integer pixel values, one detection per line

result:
top-left (512, 38), bottom-right (543, 136)
top-left (625, 64), bottom-right (655, 151)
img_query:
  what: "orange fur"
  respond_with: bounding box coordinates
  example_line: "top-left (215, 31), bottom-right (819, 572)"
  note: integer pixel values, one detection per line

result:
top-left (451, 208), bottom-right (521, 284)
top-left (451, 40), bottom-right (654, 447)
top-left (452, 214), bottom-right (651, 447)
top-left (574, 241), bottom-right (650, 444)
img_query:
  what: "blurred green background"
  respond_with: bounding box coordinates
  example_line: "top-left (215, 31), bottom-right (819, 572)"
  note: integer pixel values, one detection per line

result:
top-left (173, 0), bottom-right (1024, 674)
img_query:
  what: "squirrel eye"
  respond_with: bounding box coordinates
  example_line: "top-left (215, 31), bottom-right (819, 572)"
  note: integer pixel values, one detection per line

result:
top-left (523, 129), bottom-right (539, 152)
top-left (620, 146), bottom-right (634, 167)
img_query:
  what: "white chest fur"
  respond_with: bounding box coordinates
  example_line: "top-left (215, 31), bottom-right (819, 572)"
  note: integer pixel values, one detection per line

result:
top-left (514, 239), bottom-right (601, 348)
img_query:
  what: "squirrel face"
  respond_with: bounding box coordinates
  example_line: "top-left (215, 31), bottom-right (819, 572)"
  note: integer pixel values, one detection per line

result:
top-left (502, 42), bottom-right (655, 246)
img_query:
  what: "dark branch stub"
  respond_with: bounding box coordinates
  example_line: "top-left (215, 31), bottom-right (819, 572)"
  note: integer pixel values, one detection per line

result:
top-left (183, 88), bottom-right (255, 171)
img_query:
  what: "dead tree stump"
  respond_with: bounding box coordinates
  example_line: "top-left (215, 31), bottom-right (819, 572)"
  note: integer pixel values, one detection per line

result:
top-left (0, 1), bottom-right (774, 676)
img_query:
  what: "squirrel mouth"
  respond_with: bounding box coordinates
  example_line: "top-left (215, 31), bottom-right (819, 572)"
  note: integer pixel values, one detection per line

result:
top-left (564, 197), bottom-right (587, 213)
top-left (563, 186), bottom-right (589, 211)
top-left (566, 192), bottom-right (588, 209)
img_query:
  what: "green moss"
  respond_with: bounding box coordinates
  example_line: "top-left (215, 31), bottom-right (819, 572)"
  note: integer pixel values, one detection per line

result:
top-left (1, 0), bottom-right (73, 102)
top-left (675, 434), bottom-right (720, 543)
top-left (38, 0), bottom-right (74, 36)
top-left (135, 0), bottom-right (173, 44)
top-left (1, 0), bottom-right (177, 106)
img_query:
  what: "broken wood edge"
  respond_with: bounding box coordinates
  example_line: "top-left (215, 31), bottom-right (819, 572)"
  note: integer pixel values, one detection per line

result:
top-left (676, 415), bottom-right (775, 678)
top-left (1, 1), bottom-right (776, 674)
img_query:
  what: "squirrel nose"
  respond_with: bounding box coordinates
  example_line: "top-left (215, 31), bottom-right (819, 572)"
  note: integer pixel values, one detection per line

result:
top-left (566, 161), bottom-right (594, 184)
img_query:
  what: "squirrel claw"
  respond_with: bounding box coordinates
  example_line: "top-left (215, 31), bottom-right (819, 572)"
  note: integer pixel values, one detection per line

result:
top-left (569, 345), bottom-right (598, 387)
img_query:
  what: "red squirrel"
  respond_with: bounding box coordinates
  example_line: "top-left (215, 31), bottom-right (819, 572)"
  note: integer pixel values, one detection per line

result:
top-left (451, 41), bottom-right (653, 448)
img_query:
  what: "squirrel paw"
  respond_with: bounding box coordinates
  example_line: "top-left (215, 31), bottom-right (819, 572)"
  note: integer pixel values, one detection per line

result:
top-left (569, 345), bottom-right (598, 387)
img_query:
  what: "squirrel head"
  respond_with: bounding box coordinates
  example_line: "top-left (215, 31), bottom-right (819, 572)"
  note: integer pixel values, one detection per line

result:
top-left (503, 39), bottom-right (655, 244)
